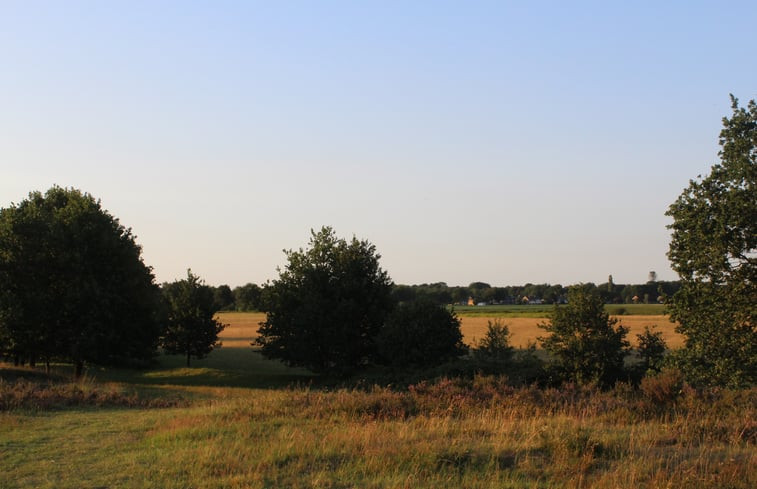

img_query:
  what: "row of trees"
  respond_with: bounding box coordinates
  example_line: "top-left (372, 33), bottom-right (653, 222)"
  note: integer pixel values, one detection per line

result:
top-left (252, 227), bottom-right (660, 386)
top-left (1, 96), bottom-right (754, 387)
top-left (392, 280), bottom-right (681, 306)
top-left (255, 96), bottom-right (755, 387)
top-left (0, 188), bottom-right (225, 375)
top-left (208, 280), bottom-right (681, 313)
top-left (255, 227), bottom-right (466, 375)
top-left (208, 283), bottom-right (261, 313)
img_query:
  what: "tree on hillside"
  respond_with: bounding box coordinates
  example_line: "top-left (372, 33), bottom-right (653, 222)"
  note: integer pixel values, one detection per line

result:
top-left (0, 186), bottom-right (163, 376)
top-left (538, 285), bottom-right (630, 386)
top-left (665, 96), bottom-right (756, 387)
top-left (256, 227), bottom-right (394, 375)
top-left (375, 299), bottom-right (466, 368)
top-left (161, 270), bottom-right (226, 367)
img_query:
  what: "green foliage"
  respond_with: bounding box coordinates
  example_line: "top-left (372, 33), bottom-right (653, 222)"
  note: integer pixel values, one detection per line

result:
top-left (256, 227), bottom-right (394, 375)
top-left (161, 270), bottom-right (226, 367)
top-left (376, 300), bottom-right (466, 368)
top-left (538, 285), bottom-right (630, 386)
top-left (473, 319), bottom-right (514, 363)
top-left (636, 326), bottom-right (667, 373)
top-left (232, 282), bottom-right (261, 311)
top-left (665, 96), bottom-right (757, 387)
top-left (0, 186), bottom-right (163, 376)
top-left (211, 285), bottom-right (235, 311)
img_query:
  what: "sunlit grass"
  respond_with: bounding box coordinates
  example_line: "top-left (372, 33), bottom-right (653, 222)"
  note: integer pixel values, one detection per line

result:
top-left (0, 308), bottom-right (749, 489)
top-left (2, 377), bottom-right (755, 489)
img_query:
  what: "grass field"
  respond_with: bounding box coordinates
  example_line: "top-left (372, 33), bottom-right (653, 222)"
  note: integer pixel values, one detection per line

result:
top-left (1, 309), bottom-right (751, 489)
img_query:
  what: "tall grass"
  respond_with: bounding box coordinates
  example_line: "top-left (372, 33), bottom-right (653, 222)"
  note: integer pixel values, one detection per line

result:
top-left (0, 317), bottom-right (749, 489)
top-left (2, 366), bottom-right (754, 489)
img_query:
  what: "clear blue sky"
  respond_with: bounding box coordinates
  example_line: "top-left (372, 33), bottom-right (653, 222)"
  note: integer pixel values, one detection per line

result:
top-left (2, 1), bottom-right (755, 287)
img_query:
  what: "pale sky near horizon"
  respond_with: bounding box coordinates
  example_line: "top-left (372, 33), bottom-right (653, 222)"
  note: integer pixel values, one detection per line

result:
top-left (2, 1), bottom-right (755, 288)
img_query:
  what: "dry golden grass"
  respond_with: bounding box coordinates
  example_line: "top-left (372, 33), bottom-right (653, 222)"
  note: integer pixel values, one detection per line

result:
top-left (216, 312), bottom-right (265, 348)
top-left (217, 312), bottom-right (685, 350)
top-left (462, 315), bottom-right (684, 349)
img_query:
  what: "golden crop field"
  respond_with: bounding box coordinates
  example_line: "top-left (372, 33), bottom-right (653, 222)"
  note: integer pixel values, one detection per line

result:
top-left (217, 312), bottom-right (684, 349)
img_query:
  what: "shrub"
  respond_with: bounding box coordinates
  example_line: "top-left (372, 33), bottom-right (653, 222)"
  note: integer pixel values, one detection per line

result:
top-left (636, 325), bottom-right (667, 373)
top-left (473, 319), bottom-right (514, 363)
top-left (639, 367), bottom-right (685, 409)
top-left (539, 285), bottom-right (630, 387)
top-left (375, 300), bottom-right (467, 368)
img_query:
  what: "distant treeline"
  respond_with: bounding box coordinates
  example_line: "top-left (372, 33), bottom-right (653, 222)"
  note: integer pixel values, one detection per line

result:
top-left (210, 280), bottom-right (682, 311)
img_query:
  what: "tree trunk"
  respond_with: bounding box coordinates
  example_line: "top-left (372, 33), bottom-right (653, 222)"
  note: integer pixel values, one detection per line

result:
top-left (45, 360), bottom-right (51, 375)
top-left (186, 351), bottom-right (191, 367)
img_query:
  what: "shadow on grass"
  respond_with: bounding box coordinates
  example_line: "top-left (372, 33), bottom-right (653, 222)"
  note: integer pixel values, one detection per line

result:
top-left (93, 347), bottom-right (317, 389)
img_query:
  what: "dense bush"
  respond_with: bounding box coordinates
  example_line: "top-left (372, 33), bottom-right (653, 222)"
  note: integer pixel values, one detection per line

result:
top-left (473, 319), bottom-right (514, 364)
top-left (375, 300), bottom-right (466, 368)
top-left (635, 325), bottom-right (667, 373)
top-left (539, 285), bottom-right (630, 387)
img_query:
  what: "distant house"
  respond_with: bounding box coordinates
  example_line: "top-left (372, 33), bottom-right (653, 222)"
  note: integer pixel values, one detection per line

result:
top-left (467, 297), bottom-right (475, 306)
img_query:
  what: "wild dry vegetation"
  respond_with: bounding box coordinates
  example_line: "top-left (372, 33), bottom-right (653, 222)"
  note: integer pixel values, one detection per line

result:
top-left (0, 313), bottom-right (752, 489)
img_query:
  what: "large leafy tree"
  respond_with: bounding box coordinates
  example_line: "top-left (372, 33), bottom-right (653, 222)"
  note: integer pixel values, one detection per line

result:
top-left (161, 270), bottom-right (226, 367)
top-left (538, 285), bottom-right (629, 386)
top-left (0, 187), bottom-right (163, 376)
top-left (256, 227), bottom-right (394, 375)
top-left (665, 96), bottom-right (756, 387)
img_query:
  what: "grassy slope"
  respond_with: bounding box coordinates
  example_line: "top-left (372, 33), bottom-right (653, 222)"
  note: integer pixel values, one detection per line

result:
top-left (1, 312), bottom-right (753, 489)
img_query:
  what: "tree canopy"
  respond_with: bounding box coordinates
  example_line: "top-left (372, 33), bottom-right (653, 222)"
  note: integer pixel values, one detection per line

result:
top-left (0, 186), bottom-right (163, 376)
top-left (539, 285), bottom-right (629, 386)
top-left (161, 270), bottom-right (226, 367)
top-left (665, 96), bottom-right (756, 387)
top-left (256, 227), bottom-right (394, 374)
top-left (375, 299), bottom-right (466, 368)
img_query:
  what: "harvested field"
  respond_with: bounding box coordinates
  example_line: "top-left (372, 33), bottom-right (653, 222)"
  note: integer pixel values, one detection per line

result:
top-left (461, 315), bottom-right (683, 348)
top-left (216, 311), bottom-right (265, 347)
top-left (217, 312), bottom-right (684, 349)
